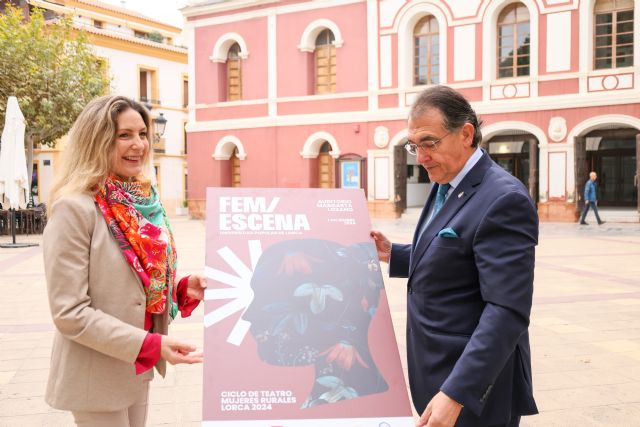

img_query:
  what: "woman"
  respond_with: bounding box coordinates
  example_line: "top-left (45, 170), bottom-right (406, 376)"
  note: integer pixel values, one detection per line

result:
top-left (43, 95), bottom-right (206, 426)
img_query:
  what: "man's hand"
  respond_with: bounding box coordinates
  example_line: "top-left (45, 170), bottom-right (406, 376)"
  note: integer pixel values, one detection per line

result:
top-left (186, 274), bottom-right (207, 300)
top-left (370, 229), bottom-right (391, 263)
top-left (160, 335), bottom-right (203, 365)
top-left (416, 391), bottom-right (463, 427)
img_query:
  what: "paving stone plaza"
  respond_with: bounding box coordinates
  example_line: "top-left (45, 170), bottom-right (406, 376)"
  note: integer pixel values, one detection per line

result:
top-left (1, 217), bottom-right (639, 426)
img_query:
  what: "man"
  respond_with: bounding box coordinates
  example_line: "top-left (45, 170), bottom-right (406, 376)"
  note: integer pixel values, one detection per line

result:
top-left (579, 171), bottom-right (605, 225)
top-left (371, 86), bottom-right (538, 427)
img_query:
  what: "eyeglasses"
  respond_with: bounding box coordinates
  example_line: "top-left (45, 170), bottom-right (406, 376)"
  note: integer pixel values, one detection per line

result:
top-left (404, 132), bottom-right (450, 156)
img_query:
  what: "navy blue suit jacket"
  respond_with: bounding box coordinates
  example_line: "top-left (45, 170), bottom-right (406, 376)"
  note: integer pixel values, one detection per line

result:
top-left (390, 151), bottom-right (538, 426)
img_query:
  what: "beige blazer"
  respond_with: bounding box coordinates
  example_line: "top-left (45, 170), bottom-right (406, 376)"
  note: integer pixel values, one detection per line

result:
top-left (43, 193), bottom-right (169, 412)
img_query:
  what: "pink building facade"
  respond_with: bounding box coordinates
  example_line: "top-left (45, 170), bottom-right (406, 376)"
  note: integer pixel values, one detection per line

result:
top-left (183, 0), bottom-right (640, 221)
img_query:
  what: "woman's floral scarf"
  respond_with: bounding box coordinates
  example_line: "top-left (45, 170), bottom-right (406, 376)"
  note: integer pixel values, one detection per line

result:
top-left (95, 175), bottom-right (178, 320)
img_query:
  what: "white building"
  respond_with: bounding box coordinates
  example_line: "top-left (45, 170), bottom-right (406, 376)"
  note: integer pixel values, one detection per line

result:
top-left (25, 0), bottom-right (189, 213)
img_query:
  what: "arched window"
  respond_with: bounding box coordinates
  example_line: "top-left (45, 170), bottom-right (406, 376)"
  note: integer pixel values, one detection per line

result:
top-left (594, 0), bottom-right (634, 69)
top-left (497, 3), bottom-right (530, 78)
top-left (413, 16), bottom-right (439, 85)
top-left (227, 43), bottom-right (242, 101)
top-left (315, 29), bottom-right (336, 94)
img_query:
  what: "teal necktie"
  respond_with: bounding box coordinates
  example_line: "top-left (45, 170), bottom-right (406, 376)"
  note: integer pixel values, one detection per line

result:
top-left (433, 183), bottom-right (451, 216)
top-left (416, 183), bottom-right (452, 244)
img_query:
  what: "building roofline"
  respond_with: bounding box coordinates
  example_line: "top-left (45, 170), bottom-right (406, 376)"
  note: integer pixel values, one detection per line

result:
top-left (76, 23), bottom-right (187, 53)
top-left (181, 0), bottom-right (278, 18)
top-left (33, 0), bottom-right (183, 31)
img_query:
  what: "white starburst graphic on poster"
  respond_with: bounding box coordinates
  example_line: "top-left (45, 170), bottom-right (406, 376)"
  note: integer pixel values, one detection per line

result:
top-left (204, 240), bottom-right (262, 346)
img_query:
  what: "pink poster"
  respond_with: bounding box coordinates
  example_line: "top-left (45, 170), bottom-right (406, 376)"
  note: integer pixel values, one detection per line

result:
top-left (202, 188), bottom-right (413, 427)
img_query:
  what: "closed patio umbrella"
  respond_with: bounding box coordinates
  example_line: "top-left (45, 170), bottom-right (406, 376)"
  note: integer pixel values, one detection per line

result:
top-left (0, 96), bottom-right (38, 248)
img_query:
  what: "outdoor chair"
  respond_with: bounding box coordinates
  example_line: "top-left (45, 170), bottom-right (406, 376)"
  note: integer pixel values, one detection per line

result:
top-left (33, 204), bottom-right (47, 234)
top-left (0, 210), bottom-right (7, 235)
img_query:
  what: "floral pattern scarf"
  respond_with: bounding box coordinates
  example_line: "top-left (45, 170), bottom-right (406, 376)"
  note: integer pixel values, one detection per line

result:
top-left (95, 175), bottom-right (178, 320)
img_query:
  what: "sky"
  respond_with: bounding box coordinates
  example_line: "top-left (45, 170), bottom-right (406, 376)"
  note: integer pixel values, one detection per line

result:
top-left (99, 0), bottom-right (189, 28)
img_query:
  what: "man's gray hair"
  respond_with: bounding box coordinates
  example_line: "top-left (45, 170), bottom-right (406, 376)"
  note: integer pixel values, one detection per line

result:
top-left (410, 85), bottom-right (483, 147)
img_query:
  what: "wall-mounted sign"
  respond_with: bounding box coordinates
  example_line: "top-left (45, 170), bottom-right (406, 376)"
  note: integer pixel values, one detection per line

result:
top-left (340, 160), bottom-right (361, 189)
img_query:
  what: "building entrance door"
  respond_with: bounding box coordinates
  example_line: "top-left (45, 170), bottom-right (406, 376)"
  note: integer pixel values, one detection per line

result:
top-left (589, 150), bottom-right (636, 207)
top-left (318, 142), bottom-right (335, 188)
top-left (394, 144), bottom-right (408, 211)
top-left (637, 135), bottom-right (640, 212)
top-left (585, 131), bottom-right (637, 207)
top-left (231, 148), bottom-right (241, 187)
top-left (485, 135), bottom-right (538, 201)
top-left (493, 154), bottom-right (530, 189)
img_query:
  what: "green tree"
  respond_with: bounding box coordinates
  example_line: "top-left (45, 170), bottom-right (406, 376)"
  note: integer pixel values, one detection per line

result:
top-left (0, 5), bottom-right (110, 148)
top-left (147, 31), bottom-right (164, 43)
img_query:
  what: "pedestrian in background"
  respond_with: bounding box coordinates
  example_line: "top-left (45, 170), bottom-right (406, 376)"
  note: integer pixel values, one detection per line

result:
top-left (579, 171), bottom-right (605, 225)
top-left (43, 95), bottom-right (206, 426)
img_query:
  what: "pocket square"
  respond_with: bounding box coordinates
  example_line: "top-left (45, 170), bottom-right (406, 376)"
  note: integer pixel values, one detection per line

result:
top-left (438, 227), bottom-right (458, 238)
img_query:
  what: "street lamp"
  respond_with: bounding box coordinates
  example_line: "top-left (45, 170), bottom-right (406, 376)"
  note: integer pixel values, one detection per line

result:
top-left (153, 112), bottom-right (167, 144)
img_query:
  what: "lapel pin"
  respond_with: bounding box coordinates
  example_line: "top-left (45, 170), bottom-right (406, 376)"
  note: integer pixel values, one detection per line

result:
top-left (458, 192), bottom-right (464, 198)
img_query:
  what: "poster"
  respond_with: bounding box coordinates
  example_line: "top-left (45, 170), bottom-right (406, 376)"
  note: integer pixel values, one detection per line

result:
top-left (340, 161), bottom-right (360, 189)
top-left (202, 188), bottom-right (413, 427)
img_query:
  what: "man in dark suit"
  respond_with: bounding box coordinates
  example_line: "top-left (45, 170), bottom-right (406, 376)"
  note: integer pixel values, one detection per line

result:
top-left (371, 86), bottom-right (538, 427)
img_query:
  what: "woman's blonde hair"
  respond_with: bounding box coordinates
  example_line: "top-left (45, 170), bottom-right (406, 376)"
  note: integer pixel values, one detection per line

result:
top-left (48, 95), bottom-right (152, 210)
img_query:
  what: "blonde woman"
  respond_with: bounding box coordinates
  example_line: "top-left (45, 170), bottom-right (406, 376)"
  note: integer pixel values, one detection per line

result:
top-left (43, 95), bottom-right (206, 426)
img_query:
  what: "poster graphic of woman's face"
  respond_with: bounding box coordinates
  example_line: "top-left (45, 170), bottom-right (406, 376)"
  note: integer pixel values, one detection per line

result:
top-left (242, 239), bottom-right (388, 408)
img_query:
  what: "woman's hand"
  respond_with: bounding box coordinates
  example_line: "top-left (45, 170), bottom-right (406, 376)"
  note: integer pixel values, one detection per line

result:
top-left (160, 335), bottom-right (203, 365)
top-left (186, 274), bottom-right (207, 300)
top-left (370, 229), bottom-right (392, 263)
